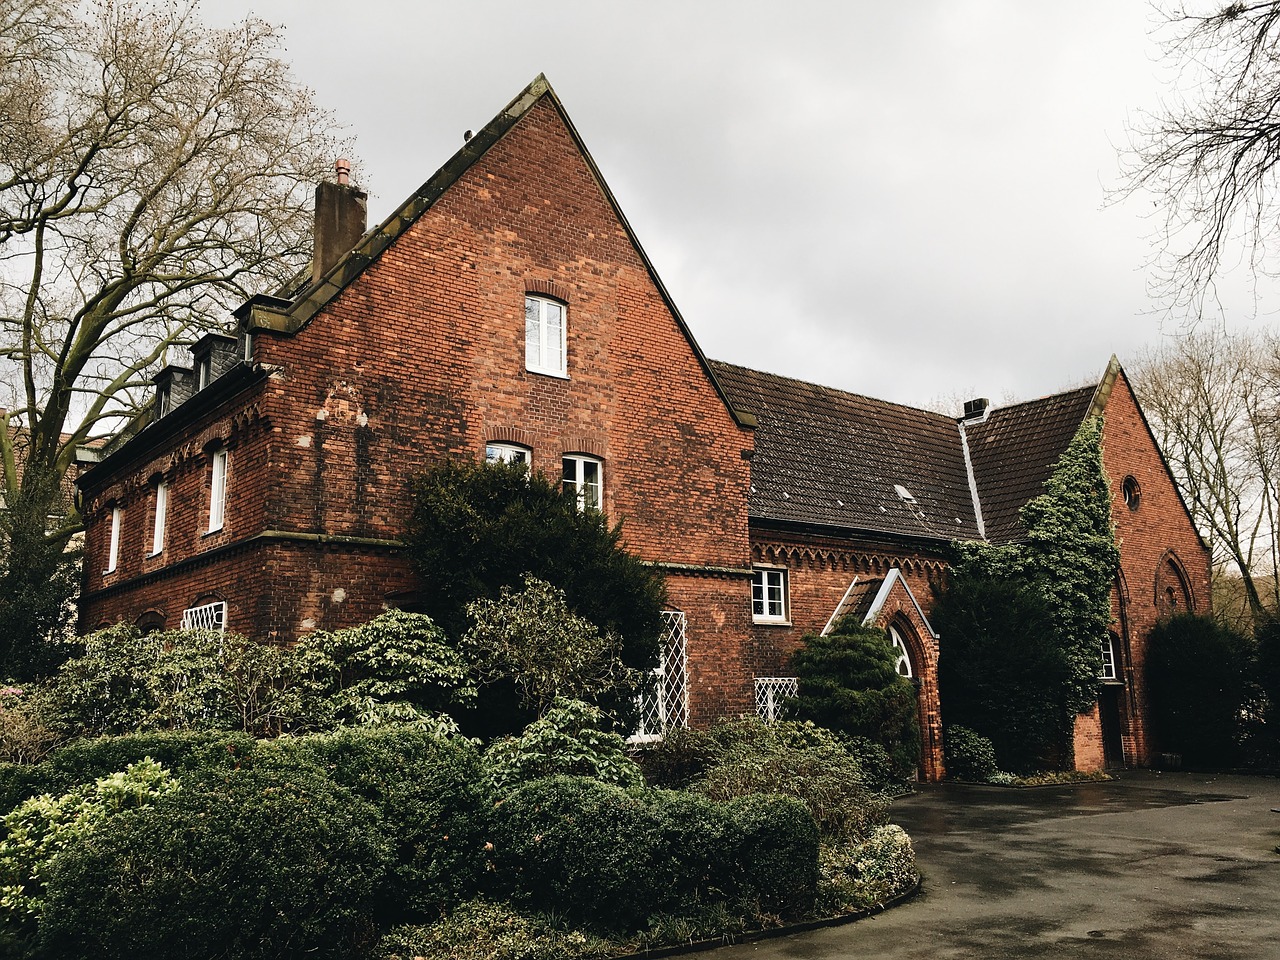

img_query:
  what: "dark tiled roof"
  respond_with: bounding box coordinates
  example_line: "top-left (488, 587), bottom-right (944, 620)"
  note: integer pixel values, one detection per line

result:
top-left (963, 386), bottom-right (1098, 544)
top-left (711, 362), bottom-right (981, 543)
top-left (835, 578), bottom-right (884, 627)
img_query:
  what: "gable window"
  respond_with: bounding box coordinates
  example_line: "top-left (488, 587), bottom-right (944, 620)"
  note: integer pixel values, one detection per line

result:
top-left (752, 567), bottom-right (788, 622)
top-left (525, 295), bottom-right (566, 376)
top-left (486, 442), bottom-right (530, 466)
top-left (208, 448), bottom-right (228, 533)
top-left (105, 505), bottom-right (121, 574)
top-left (150, 481), bottom-right (168, 556)
top-left (888, 624), bottom-right (914, 678)
top-left (562, 455), bottom-right (601, 512)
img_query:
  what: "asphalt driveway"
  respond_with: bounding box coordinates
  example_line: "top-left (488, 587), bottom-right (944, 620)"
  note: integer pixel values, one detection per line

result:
top-left (708, 771), bottom-right (1280, 960)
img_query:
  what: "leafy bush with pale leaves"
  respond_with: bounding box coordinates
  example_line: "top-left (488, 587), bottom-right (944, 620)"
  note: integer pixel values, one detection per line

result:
top-left (692, 719), bottom-right (888, 842)
top-left (817, 824), bottom-right (917, 913)
top-left (0, 759), bottom-right (178, 952)
top-left (374, 900), bottom-right (612, 960)
top-left (482, 698), bottom-right (642, 792)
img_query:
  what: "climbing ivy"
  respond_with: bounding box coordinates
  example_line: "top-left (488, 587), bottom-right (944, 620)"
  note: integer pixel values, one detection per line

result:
top-left (936, 417), bottom-right (1119, 770)
top-left (1019, 417), bottom-right (1120, 718)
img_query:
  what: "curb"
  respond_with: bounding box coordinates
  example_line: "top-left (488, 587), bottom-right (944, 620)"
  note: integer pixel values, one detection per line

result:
top-left (628, 875), bottom-right (924, 958)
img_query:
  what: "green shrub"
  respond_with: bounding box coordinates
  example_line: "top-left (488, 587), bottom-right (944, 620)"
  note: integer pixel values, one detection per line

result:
top-left (817, 824), bottom-right (917, 914)
top-left (693, 719), bottom-right (888, 842)
top-left (0, 759), bottom-right (178, 955)
top-left (374, 900), bottom-right (612, 960)
top-left (0, 687), bottom-right (60, 765)
top-left (489, 775), bottom-right (819, 932)
top-left (39, 761), bottom-right (390, 960)
top-left (631, 724), bottom-right (718, 789)
top-left (464, 577), bottom-right (633, 717)
top-left (787, 621), bottom-right (921, 778)
top-left (483, 699), bottom-right (643, 793)
top-left (0, 731), bottom-right (257, 814)
top-left (932, 572), bottom-right (1072, 772)
top-left (944, 725), bottom-right (998, 782)
top-left (405, 458), bottom-right (666, 738)
top-left (43, 626), bottom-right (302, 739)
top-left (275, 727), bottom-right (489, 920)
top-left (725, 793), bottom-right (819, 918)
top-left (1146, 614), bottom-right (1251, 767)
top-left (490, 776), bottom-right (655, 932)
top-left (290, 609), bottom-right (474, 731)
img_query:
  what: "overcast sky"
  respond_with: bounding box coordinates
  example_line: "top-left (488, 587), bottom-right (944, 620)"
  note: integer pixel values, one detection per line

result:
top-left (208, 1), bottom-right (1270, 411)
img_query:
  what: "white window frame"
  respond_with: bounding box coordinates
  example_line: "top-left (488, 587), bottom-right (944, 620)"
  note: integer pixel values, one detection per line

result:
top-left (1101, 633), bottom-right (1120, 681)
top-left (888, 624), bottom-right (914, 678)
top-left (181, 600), bottom-right (227, 632)
top-left (207, 449), bottom-right (228, 533)
top-left (486, 442), bottom-right (530, 466)
top-left (149, 481), bottom-right (168, 556)
top-left (562, 454), bottom-right (602, 512)
top-left (196, 355), bottom-right (212, 391)
top-left (105, 505), bottom-right (121, 574)
top-left (525, 295), bottom-right (566, 377)
top-left (752, 566), bottom-right (788, 623)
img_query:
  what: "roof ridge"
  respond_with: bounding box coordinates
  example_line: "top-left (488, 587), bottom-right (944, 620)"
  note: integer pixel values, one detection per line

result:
top-left (709, 359), bottom-right (957, 423)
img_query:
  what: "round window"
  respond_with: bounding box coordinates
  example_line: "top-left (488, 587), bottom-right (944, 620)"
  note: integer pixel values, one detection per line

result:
top-left (1122, 475), bottom-right (1141, 510)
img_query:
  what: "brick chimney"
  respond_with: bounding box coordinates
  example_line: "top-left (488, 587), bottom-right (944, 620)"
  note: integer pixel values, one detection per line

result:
top-left (312, 159), bottom-right (367, 285)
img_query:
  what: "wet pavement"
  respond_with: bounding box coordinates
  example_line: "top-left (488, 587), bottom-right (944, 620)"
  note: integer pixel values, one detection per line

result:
top-left (707, 771), bottom-right (1280, 959)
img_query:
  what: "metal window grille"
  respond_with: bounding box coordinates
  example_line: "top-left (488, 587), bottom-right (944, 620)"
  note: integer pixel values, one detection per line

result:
top-left (631, 610), bottom-right (689, 742)
top-left (754, 677), bottom-right (798, 723)
top-left (181, 601), bottom-right (226, 632)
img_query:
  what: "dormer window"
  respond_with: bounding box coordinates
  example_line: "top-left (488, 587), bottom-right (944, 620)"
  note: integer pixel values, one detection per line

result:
top-left (196, 355), bottom-right (212, 390)
top-left (156, 386), bottom-right (172, 418)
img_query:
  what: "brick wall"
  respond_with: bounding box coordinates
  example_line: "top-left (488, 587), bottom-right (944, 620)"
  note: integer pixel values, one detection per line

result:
top-left (1070, 370), bottom-right (1212, 768)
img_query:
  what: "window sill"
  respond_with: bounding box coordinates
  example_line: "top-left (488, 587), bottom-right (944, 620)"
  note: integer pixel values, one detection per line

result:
top-left (753, 618), bottom-right (792, 627)
top-left (525, 366), bottom-right (569, 380)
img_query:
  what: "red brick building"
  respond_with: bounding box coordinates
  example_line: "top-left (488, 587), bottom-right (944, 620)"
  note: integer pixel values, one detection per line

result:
top-left (75, 76), bottom-right (1209, 778)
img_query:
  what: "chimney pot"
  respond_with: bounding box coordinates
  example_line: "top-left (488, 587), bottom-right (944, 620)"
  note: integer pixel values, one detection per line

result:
top-left (334, 158), bottom-right (351, 185)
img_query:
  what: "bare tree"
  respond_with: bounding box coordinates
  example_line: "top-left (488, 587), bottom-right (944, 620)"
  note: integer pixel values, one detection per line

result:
top-left (1122, 2), bottom-right (1280, 314)
top-left (0, 0), bottom-right (346, 668)
top-left (1132, 328), bottom-right (1280, 626)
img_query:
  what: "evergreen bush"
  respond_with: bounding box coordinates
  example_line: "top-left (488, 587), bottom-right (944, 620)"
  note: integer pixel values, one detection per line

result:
top-left (786, 620), bottom-right (921, 777)
top-left (1146, 613), bottom-right (1251, 767)
top-left (39, 761), bottom-right (390, 960)
top-left (943, 725), bottom-right (999, 782)
top-left (274, 728), bottom-right (489, 921)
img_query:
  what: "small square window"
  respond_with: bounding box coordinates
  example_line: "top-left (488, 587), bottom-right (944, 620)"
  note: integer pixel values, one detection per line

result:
top-left (562, 454), bottom-right (602, 512)
top-left (486, 443), bottom-right (530, 466)
top-left (752, 567), bottom-right (788, 622)
top-left (525, 295), bottom-right (566, 376)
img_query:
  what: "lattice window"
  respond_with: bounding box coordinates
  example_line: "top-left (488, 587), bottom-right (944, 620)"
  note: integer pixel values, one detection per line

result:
top-left (631, 610), bottom-right (689, 742)
top-left (180, 601), bottom-right (226, 632)
top-left (754, 677), bottom-right (798, 723)
top-left (1100, 632), bottom-right (1119, 681)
